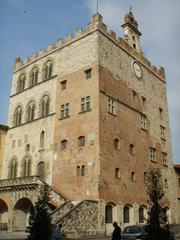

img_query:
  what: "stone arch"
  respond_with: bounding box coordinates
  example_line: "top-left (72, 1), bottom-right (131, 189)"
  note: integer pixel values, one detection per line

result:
top-left (138, 205), bottom-right (146, 223)
top-left (21, 154), bottom-right (32, 177)
top-left (105, 202), bottom-right (116, 236)
top-left (0, 199), bottom-right (8, 229)
top-left (16, 72), bottom-right (26, 93)
top-left (29, 64), bottom-right (39, 87)
top-left (8, 156), bottom-right (18, 179)
top-left (12, 104), bottom-right (23, 127)
top-left (13, 198), bottom-right (33, 231)
top-left (37, 161), bottom-right (45, 181)
top-left (25, 99), bottom-right (36, 122)
top-left (38, 92), bottom-right (51, 118)
top-left (42, 58), bottom-right (54, 81)
top-left (123, 203), bottom-right (133, 224)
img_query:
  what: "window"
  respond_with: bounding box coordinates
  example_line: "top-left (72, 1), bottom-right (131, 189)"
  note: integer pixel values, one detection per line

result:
top-left (30, 68), bottom-right (38, 87)
top-left (159, 107), bottom-right (163, 116)
top-left (77, 165), bottom-right (85, 176)
top-left (132, 90), bottom-right (137, 100)
top-left (140, 114), bottom-right (147, 131)
top-left (160, 125), bottom-right (166, 140)
top-left (162, 152), bottom-right (167, 166)
top-left (123, 205), bottom-right (130, 223)
top-left (27, 101), bottom-right (35, 122)
top-left (85, 69), bottom-right (92, 79)
top-left (131, 172), bottom-right (136, 182)
top-left (129, 144), bottom-right (135, 155)
top-left (164, 179), bottom-right (168, 188)
top-left (78, 136), bottom-right (85, 147)
top-left (41, 95), bottom-right (50, 117)
top-left (144, 172), bottom-right (147, 183)
top-left (61, 140), bottom-right (67, 150)
top-left (141, 96), bottom-right (146, 105)
top-left (61, 80), bottom-right (67, 90)
top-left (60, 103), bottom-right (69, 119)
top-left (139, 206), bottom-right (145, 223)
top-left (107, 97), bottom-right (116, 115)
top-left (115, 168), bottom-right (120, 179)
top-left (114, 138), bottom-right (120, 150)
top-left (37, 162), bottom-right (45, 180)
top-left (26, 144), bottom-right (30, 151)
top-left (13, 106), bottom-right (22, 127)
top-left (81, 96), bottom-right (91, 112)
top-left (22, 157), bottom-right (31, 177)
top-left (105, 204), bottom-right (113, 223)
top-left (40, 131), bottom-right (45, 149)
top-left (150, 148), bottom-right (156, 162)
top-left (8, 159), bottom-right (17, 179)
top-left (43, 60), bottom-right (53, 80)
top-left (17, 74), bottom-right (26, 92)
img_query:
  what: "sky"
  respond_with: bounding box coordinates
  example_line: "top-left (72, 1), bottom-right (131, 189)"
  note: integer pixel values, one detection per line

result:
top-left (0, 0), bottom-right (179, 164)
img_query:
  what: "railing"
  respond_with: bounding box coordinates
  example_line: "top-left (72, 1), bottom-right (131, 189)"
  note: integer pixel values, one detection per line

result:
top-left (0, 176), bottom-right (42, 188)
top-left (0, 222), bottom-right (8, 231)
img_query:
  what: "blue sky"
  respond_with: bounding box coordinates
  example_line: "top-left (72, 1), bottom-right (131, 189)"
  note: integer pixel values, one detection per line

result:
top-left (0, 0), bottom-right (180, 164)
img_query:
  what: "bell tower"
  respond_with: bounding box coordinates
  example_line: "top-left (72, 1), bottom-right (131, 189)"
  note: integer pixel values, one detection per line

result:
top-left (121, 9), bottom-right (142, 53)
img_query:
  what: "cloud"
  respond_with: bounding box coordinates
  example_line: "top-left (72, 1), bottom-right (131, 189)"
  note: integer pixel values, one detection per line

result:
top-left (85, 0), bottom-right (180, 163)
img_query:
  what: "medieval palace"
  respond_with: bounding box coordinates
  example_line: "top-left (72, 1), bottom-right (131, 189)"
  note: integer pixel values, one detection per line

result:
top-left (0, 9), bottom-right (178, 237)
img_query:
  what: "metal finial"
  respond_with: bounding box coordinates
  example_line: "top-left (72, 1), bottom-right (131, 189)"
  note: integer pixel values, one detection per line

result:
top-left (129, 6), bottom-right (132, 12)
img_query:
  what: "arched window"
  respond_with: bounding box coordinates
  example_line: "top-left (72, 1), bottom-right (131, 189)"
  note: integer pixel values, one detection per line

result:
top-left (129, 144), bottom-right (135, 155)
top-left (40, 95), bottom-right (50, 117)
top-left (8, 159), bottom-right (17, 179)
top-left (77, 166), bottom-right (80, 176)
top-left (78, 136), bottom-right (85, 147)
top-left (139, 206), bottom-right (145, 223)
top-left (81, 165), bottom-right (85, 176)
top-left (105, 203), bottom-right (114, 223)
top-left (40, 131), bottom-right (45, 149)
top-left (29, 68), bottom-right (38, 87)
top-left (114, 138), bottom-right (120, 150)
top-left (17, 74), bottom-right (26, 92)
top-left (26, 101), bottom-right (35, 122)
top-left (37, 162), bottom-right (45, 180)
top-left (43, 61), bottom-right (53, 80)
top-left (61, 139), bottom-right (67, 150)
top-left (131, 172), bottom-right (136, 182)
top-left (22, 157), bottom-right (31, 177)
top-left (123, 205), bottom-right (131, 223)
top-left (13, 106), bottom-right (22, 126)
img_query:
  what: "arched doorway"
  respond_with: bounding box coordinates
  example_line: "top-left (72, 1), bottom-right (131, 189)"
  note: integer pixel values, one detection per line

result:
top-left (13, 198), bottom-right (33, 231)
top-left (0, 199), bottom-right (8, 230)
top-left (105, 202), bottom-right (116, 236)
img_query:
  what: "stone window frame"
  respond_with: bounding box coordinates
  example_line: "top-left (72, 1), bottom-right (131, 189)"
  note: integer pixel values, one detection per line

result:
top-left (37, 161), bottom-right (45, 181)
top-left (160, 125), bottom-right (166, 141)
top-left (139, 205), bottom-right (146, 223)
top-left (76, 165), bottom-right (85, 177)
top-left (140, 114), bottom-right (147, 131)
top-left (21, 155), bottom-right (31, 177)
top-left (78, 136), bottom-right (85, 147)
top-left (60, 139), bottom-right (68, 150)
top-left (150, 147), bottom-right (156, 162)
top-left (162, 152), bottom-right (168, 166)
top-left (26, 100), bottom-right (36, 123)
top-left (123, 204), bottom-right (132, 224)
top-left (40, 95), bottom-right (50, 118)
top-left (85, 68), bottom-right (92, 79)
top-left (60, 103), bottom-right (70, 119)
top-left (114, 138), bottom-right (120, 151)
top-left (107, 97), bottom-right (116, 116)
top-left (60, 80), bottom-right (67, 90)
top-left (13, 105), bottom-right (23, 127)
top-left (29, 66), bottom-right (39, 87)
top-left (131, 171), bottom-right (136, 182)
top-left (115, 168), bottom-right (121, 179)
top-left (105, 202), bottom-right (115, 223)
top-left (80, 96), bottom-right (91, 113)
top-left (42, 60), bottom-right (53, 81)
top-left (8, 157), bottom-right (18, 179)
top-left (129, 144), bottom-right (135, 155)
top-left (39, 131), bottom-right (45, 149)
top-left (16, 73), bottom-right (26, 93)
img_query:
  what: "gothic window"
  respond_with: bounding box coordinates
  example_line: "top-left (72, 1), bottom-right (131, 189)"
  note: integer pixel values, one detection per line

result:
top-left (17, 74), bottom-right (26, 93)
top-left (26, 101), bottom-right (35, 122)
top-left (43, 61), bottom-right (53, 80)
top-left (160, 125), bottom-right (166, 140)
top-left (123, 205), bottom-right (131, 223)
top-left (107, 97), bottom-right (116, 115)
top-left (114, 138), bottom-right (120, 150)
top-left (8, 159), bottom-right (17, 179)
top-left (60, 103), bottom-right (69, 119)
top-left (40, 95), bottom-right (50, 117)
top-left (29, 67), bottom-right (38, 87)
top-left (162, 152), bottom-right (167, 166)
top-left (105, 203), bottom-right (114, 223)
top-left (22, 157), bottom-right (31, 177)
top-left (37, 162), bottom-right (45, 180)
top-left (140, 114), bottom-right (147, 131)
top-left (81, 96), bottom-right (91, 112)
top-left (13, 106), bottom-right (22, 127)
top-left (78, 136), bottom-right (85, 147)
top-left (139, 206), bottom-right (145, 223)
top-left (40, 131), bottom-right (45, 149)
top-left (61, 139), bottom-right (67, 150)
top-left (81, 165), bottom-right (85, 176)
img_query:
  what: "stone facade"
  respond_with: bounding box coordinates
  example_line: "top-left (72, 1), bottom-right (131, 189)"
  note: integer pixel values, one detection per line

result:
top-left (0, 125), bottom-right (8, 179)
top-left (174, 165), bottom-right (180, 223)
top-left (0, 10), bottom-right (177, 237)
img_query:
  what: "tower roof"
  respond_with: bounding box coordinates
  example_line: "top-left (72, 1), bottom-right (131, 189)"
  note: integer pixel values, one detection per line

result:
top-left (122, 10), bottom-right (141, 36)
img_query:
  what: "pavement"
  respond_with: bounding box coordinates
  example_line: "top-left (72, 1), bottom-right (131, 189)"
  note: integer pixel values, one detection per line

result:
top-left (0, 231), bottom-right (111, 240)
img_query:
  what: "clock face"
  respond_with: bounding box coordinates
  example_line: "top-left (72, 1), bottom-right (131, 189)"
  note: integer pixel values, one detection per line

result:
top-left (133, 61), bottom-right (143, 79)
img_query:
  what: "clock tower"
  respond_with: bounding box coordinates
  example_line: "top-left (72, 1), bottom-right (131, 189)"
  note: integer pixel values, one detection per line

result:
top-left (121, 10), bottom-right (142, 53)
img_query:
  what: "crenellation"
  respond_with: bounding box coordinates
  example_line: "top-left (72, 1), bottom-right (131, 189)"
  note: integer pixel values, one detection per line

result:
top-left (66, 33), bottom-right (73, 42)
top-left (39, 48), bottom-right (47, 56)
top-left (47, 44), bottom-right (55, 52)
top-left (108, 30), bottom-right (116, 40)
top-left (76, 28), bottom-right (83, 37)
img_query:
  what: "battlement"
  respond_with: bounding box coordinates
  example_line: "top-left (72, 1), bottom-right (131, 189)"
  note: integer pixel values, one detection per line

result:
top-left (14, 13), bottom-right (165, 80)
